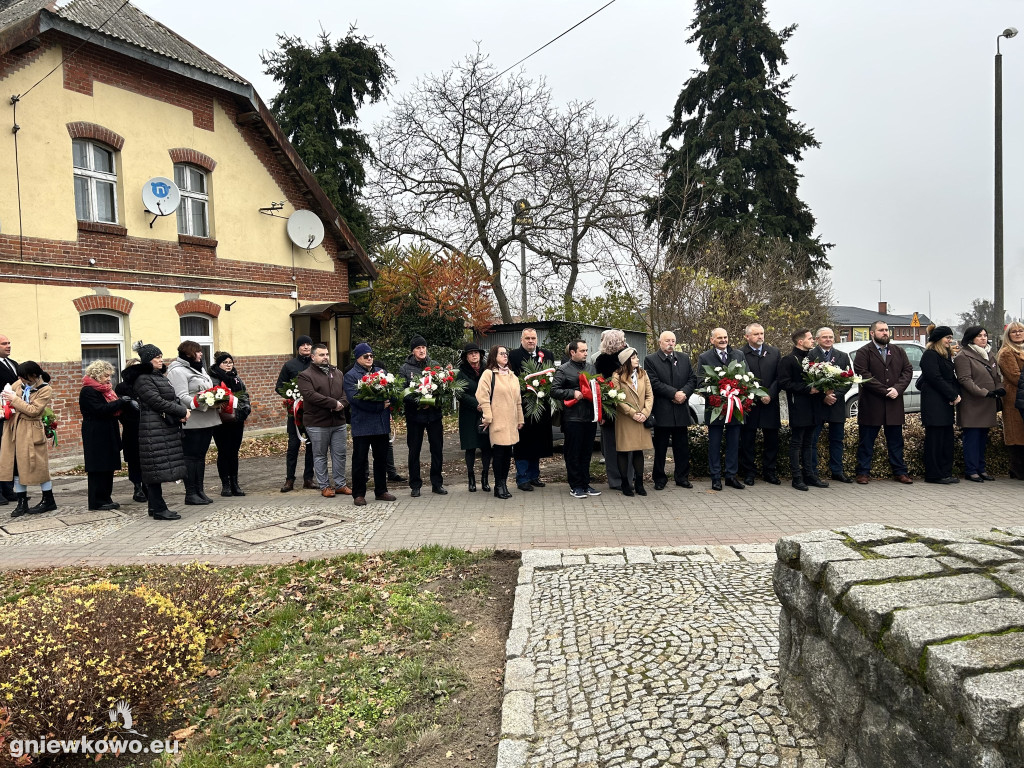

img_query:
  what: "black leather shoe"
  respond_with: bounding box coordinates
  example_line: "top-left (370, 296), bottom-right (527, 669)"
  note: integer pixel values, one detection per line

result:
top-left (711, 479), bottom-right (723, 491)
top-left (926, 477), bottom-right (958, 485)
top-left (89, 502), bottom-right (119, 511)
top-left (792, 479), bottom-right (809, 491)
top-left (763, 474), bottom-right (782, 485)
top-left (530, 479), bottom-right (546, 488)
top-left (622, 486), bottom-right (635, 497)
top-left (653, 481), bottom-right (666, 491)
top-left (517, 483), bottom-right (534, 492)
top-left (388, 473), bottom-right (406, 483)
top-left (676, 479), bottom-right (693, 489)
top-left (743, 475), bottom-right (756, 486)
top-left (806, 477), bottom-right (830, 488)
top-left (634, 484), bottom-right (647, 496)
top-left (151, 509), bottom-right (181, 521)
top-left (468, 474), bottom-right (477, 493)
top-left (431, 486), bottom-right (448, 495)
top-left (980, 473), bottom-right (996, 481)
top-left (724, 476), bottom-right (745, 489)
top-left (966, 475), bottom-right (985, 483)
top-left (410, 488), bottom-right (422, 497)
top-left (831, 473), bottom-right (854, 484)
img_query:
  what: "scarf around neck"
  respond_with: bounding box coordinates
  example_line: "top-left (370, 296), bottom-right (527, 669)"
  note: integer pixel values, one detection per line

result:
top-left (83, 375), bottom-right (117, 403)
top-left (969, 344), bottom-right (990, 361)
top-left (496, 364), bottom-right (512, 376)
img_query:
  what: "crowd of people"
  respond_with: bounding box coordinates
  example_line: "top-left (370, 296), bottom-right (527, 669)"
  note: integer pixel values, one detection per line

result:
top-left (2, 319), bottom-right (1022, 519)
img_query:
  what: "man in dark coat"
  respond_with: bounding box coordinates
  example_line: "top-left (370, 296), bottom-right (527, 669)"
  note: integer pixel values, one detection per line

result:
top-left (852, 321), bottom-right (914, 484)
top-left (507, 328), bottom-right (554, 490)
top-left (399, 335), bottom-right (447, 496)
top-left (808, 327), bottom-right (854, 482)
top-left (778, 329), bottom-right (829, 491)
top-left (343, 343), bottom-right (398, 506)
top-left (644, 330), bottom-right (696, 490)
top-left (551, 339), bottom-right (600, 498)
top-left (276, 335), bottom-right (315, 492)
top-left (738, 323), bottom-right (782, 486)
top-left (697, 328), bottom-right (747, 491)
top-left (0, 333), bottom-right (19, 504)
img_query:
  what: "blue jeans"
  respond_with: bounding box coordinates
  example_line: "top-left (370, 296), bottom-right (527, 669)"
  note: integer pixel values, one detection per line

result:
top-left (856, 424), bottom-right (907, 477)
top-left (812, 422), bottom-right (846, 476)
top-left (708, 423), bottom-right (741, 480)
top-left (515, 458), bottom-right (540, 485)
top-left (962, 427), bottom-right (989, 476)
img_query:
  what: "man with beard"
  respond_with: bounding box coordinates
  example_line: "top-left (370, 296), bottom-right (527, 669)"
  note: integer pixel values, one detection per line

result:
top-left (852, 321), bottom-right (914, 484)
top-left (808, 327), bottom-right (854, 483)
top-left (738, 323), bottom-right (782, 486)
top-left (399, 335), bottom-right (447, 496)
top-left (778, 329), bottom-right (829, 491)
top-left (507, 328), bottom-right (554, 491)
top-left (697, 328), bottom-right (747, 491)
top-left (277, 335), bottom-right (315, 492)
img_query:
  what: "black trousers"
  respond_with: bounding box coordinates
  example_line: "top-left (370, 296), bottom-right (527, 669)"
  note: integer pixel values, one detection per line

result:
top-left (465, 446), bottom-right (493, 474)
top-left (352, 433), bottom-right (390, 499)
top-left (122, 423), bottom-right (142, 483)
top-left (407, 419), bottom-right (444, 489)
top-left (285, 418), bottom-right (314, 481)
top-left (923, 426), bottom-right (954, 481)
top-left (213, 422), bottom-right (244, 477)
top-left (617, 451), bottom-right (644, 489)
top-left (789, 425), bottom-right (815, 480)
top-left (87, 471), bottom-right (114, 508)
top-left (739, 426), bottom-right (779, 478)
top-left (562, 421), bottom-right (597, 490)
top-left (652, 426), bottom-right (690, 484)
top-left (491, 444), bottom-right (513, 486)
top-left (182, 427), bottom-right (213, 460)
top-left (146, 482), bottom-right (167, 513)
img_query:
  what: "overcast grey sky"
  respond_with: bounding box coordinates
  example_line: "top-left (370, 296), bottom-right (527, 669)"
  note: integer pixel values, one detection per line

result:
top-left (136, 0), bottom-right (1024, 326)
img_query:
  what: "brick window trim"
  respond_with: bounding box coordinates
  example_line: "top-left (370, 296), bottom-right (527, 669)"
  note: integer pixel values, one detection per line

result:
top-left (169, 148), bottom-right (217, 172)
top-left (175, 299), bottom-right (221, 318)
top-left (73, 295), bottom-right (134, 315)
top-left (178, 234), bottom-right (218, 248)
top-left (66, 122), bottom-right (125, 151)
top-left (78, 220), bottom-right (127, 236)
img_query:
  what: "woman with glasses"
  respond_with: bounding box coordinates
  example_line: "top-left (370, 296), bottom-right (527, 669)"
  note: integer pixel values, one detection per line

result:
top-left (475, 346), bottom-right (524, 499)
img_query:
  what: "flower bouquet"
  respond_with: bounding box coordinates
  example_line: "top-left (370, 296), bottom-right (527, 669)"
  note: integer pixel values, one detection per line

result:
top-left (354, 370), bottom-right (406, 405)
top-left (276, 376), bottom-right (306, 438)
top-left (42, 406), bottom-right (58, 446)
top-left (561, 372), bottom-right (625, 423)
top-left (403, 365), bottom-right (465, 413)
top-left (519, 359), bottom-right (561, 422)
top-left (699, 359), bottom-right (768, 424)
top-left (193, 383), bottom-right (238, 413)
top-left (0, 384), bottom-right (11, 420)
top-left (801, 358), bottom-right (869, 394)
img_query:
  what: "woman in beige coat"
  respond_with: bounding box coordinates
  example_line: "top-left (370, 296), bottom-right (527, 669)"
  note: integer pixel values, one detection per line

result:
top-left (998, 322), bottom-right (1024, 478)
top-left (0, 361), bottom-right (57, 517)
top-left (612, 347), bottom-right (653, 496)
top-left (954, 326), bottom-right (1004, 482)
top-left (477, 346), bottom-right (524, 500)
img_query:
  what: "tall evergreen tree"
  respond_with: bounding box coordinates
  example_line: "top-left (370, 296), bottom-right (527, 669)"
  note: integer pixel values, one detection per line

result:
top-left (656, 0), bottom-right (828, 278)
top-left (261, 27), bottom-right (393, 245)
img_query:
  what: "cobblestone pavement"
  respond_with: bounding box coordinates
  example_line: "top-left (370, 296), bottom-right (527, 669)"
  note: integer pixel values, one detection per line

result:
top-left (501, 547), bottom-right (827, 768)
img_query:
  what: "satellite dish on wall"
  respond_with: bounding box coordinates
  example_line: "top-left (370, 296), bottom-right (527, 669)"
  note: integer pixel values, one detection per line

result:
top-left (142, 177), bottom-right (181, 216)
top-left (287, 210), bottom-right (325, 250)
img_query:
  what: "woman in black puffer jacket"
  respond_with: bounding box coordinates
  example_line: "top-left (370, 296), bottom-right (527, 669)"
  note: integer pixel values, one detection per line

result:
top-left (208, 351), bottom-right (251, 497)
top-left (131, 342), bottom-right (188, 520)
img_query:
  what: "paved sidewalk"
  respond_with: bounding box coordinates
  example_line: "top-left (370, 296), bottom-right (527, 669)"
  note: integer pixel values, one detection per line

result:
top-left (2, 461), bottom-right (1024, 568)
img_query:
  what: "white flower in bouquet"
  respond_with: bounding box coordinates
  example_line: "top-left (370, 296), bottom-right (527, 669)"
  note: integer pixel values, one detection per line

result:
top-left (385, 373), bottom-right (394, 383)
top-left (537, 391), bottom-right (546, 398)
top-left (715, 367), bottom-right (723, 373)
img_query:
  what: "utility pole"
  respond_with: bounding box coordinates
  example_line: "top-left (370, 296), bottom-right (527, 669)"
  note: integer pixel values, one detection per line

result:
top-left (995, 28), bottom-right (1018, 330)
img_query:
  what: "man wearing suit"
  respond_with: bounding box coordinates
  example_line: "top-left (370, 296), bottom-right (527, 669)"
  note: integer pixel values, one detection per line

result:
top-left (644, 330), bottom-right (697, 490)
top-left (808, 327), bottom-right (853, 483)
top-left (507, 328), bottom-right (554, 491)
top-left (697, 327), bottom-right (748, 491)
top-left (0, 334), bottom-right (19, 504)
top-left (738, 323), bottom-right (782, 486)
top-left (852, 321), bottom-right (914, 484)
top-left (778, 328), bottom-right (829, 491)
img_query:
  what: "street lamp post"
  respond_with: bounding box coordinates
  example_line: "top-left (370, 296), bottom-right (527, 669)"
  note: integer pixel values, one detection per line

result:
top-left (996, 27), bottom-right (1018, 330)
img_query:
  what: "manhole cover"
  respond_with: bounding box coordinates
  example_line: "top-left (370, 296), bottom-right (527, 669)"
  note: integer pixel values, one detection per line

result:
top-left (297, 519), bottom-right (325, 528)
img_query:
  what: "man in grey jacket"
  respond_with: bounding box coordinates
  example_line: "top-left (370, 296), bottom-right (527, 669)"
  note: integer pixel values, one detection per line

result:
top-left (551, 340), bottom-right (601, 499)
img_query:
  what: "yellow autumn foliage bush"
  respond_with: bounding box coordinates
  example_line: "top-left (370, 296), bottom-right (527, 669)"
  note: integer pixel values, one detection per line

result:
top-left (0, 582), bottom-right (206, 751)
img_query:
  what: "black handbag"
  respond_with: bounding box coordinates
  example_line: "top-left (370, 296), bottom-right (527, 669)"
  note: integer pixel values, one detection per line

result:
top-left (643, 414), bottom-right (656, 429)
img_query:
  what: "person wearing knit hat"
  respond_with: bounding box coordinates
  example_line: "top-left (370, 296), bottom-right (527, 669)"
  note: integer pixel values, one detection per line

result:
top-left (343, 343), bottom-right (398, 506)
top-left (353, 342), bottom-right (373, 359)
top-left (134, 342), bottom-right (162, 364)
top-left (919, 325), bottom-right (960, 484)
top-left (399, 335), bottom-right (447, 496)
top-left (954, 325), bottom-right (1004, 482)
top-left (276, 335), bottom-right (316, 491)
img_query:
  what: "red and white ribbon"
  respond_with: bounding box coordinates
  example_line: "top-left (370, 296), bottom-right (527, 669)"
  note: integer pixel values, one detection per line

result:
top-left (721, 384), bottom-right (744, 424)
top-left (524, 367), bottom-right (556, 393)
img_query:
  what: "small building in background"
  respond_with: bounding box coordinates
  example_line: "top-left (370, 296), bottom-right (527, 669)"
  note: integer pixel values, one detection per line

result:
top-left (828, 303), bottom-right (931, 345)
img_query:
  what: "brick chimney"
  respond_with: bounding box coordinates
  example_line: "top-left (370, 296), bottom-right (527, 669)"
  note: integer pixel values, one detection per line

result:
top-left (878, 301), bottom-right (888, 315)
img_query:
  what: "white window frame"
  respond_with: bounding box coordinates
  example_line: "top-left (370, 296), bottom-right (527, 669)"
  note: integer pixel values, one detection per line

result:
top-left (72, 139), bottom-right (119, 224)
top-left (174, 163), bottom-right (210, 237)
top-left (180, 314), bottom-right (214, 363)
top-left (80, 311), bottom-right (125, 379)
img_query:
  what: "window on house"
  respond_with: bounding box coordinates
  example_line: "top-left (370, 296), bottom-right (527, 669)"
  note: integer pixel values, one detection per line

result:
top-left (174, 164), bottom-right (209, 237)
top-left (80, 312), bottom-right (124, 382)
top-left (180, 315), bottom-right (214, 363)
top-left (72, 139), bottom-right (118, 224)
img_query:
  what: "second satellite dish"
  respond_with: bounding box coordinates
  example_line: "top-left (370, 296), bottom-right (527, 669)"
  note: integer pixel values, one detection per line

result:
top-left (142, 177), bottom-right (181, 216)
top-left (287, 210), bottom-right (325, 250)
